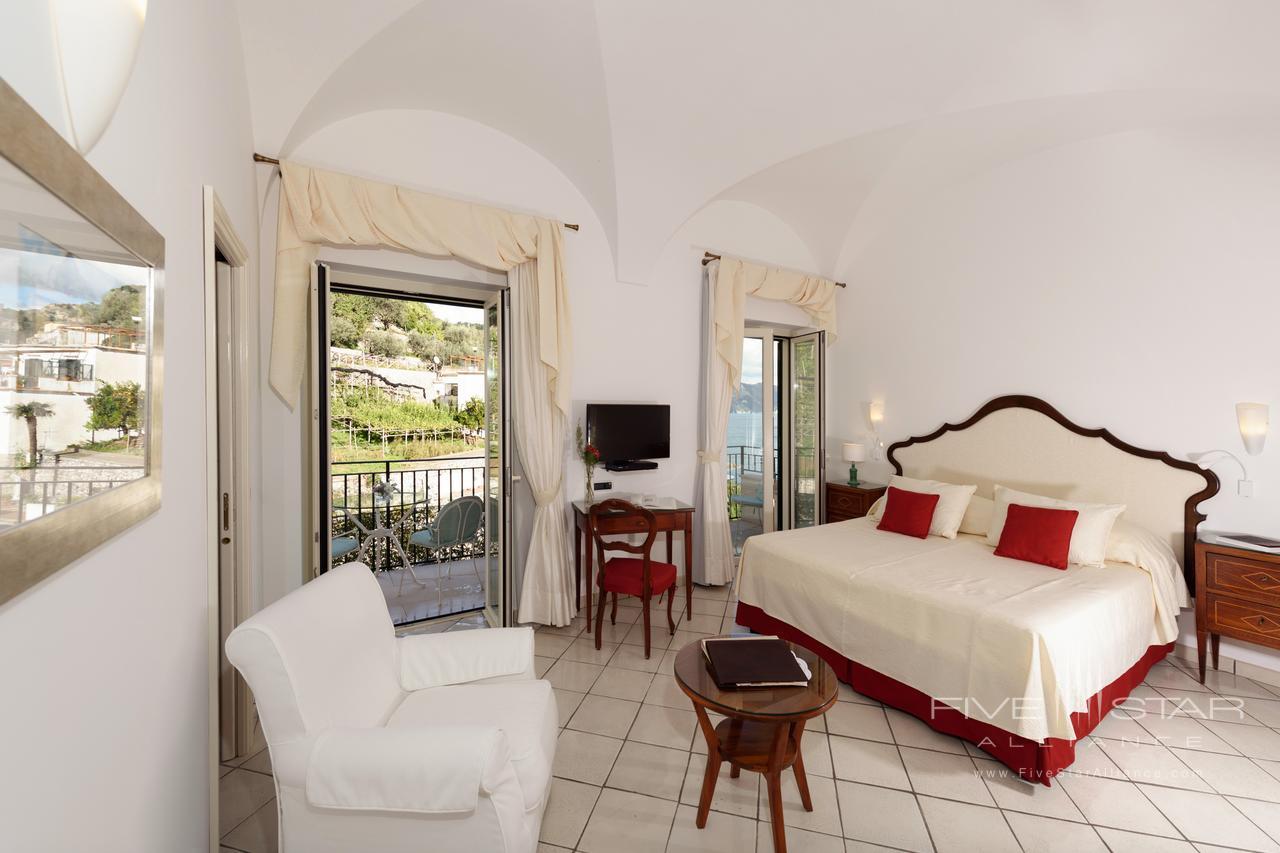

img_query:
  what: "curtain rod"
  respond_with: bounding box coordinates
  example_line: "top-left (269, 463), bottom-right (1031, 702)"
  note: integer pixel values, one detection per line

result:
top-left (701, 251), bottom-right (845, 287)
top-left (252, 153), bottom-right (580, 231)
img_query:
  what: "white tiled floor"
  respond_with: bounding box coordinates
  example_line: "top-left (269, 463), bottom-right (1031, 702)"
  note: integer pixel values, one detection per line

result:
top-left (220, 588), bottom-right (1280, 853)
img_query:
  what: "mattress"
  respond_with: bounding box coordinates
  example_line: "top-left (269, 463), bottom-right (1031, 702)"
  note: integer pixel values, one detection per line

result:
top-left (736, 517), bottom-right (1185, 742)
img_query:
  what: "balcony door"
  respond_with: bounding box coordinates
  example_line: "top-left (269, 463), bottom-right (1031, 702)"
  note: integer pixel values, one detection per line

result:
top-left (310, 263), bottom-right (509, 627)
top-left (729, 327), bottom-right (824, 554)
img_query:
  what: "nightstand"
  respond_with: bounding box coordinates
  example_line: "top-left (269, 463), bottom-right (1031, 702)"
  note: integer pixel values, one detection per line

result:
top-left (1195, 539), bottom-right (1280, 683)
top-left (825, 481), bottom-right (887, 524)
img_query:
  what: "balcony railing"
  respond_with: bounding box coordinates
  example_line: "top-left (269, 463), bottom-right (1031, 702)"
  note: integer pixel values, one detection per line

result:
top-left (0, 464), bottom-right (145, 528)
top-left (330, 456), bottom-right (488, 572)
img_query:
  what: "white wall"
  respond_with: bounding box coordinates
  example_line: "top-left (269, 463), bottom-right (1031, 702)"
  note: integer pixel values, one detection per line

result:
top-left (0, 1), bottom-right (258, 849)
top-left (830, 124), bottom-right (1280, 668)
top-left (257, 109), bottom-right (820, 608)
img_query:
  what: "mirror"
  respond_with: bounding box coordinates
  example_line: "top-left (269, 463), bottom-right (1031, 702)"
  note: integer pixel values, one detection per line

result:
top-left (0, 79), bottom-right (163, 605)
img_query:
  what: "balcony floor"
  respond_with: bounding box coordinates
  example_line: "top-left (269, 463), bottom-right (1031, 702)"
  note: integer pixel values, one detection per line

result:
top-left (371, 557), bottom-right (485, 625)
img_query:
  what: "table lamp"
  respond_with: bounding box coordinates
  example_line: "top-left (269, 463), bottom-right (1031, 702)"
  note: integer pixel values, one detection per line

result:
top-left (842, 442), bottom-right (867, 486)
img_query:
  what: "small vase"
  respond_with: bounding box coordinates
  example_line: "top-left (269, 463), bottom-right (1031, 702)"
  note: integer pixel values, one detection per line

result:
top-left (585, 470), bottom-right (595, 505)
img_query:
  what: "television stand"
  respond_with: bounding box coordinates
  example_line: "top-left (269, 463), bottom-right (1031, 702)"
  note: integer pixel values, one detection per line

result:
top-left (604, 460), bottom-right (659, 472)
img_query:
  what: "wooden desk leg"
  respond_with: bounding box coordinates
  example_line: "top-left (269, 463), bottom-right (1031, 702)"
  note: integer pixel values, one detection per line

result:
top-left (684, 515), bottom-right (693, 620)
top-left (584, 530), bottom-right (594, 635)
top-left (1197, 630), bottom-right (1208, 683)
top-left (765, 723), bottom-right (790, 853)
top-left (574, 516), bottom-right (582, 612)
top-left (692, 705), bottom-right (721, 829)
top-left (666, 530), bottom-right (673, 564)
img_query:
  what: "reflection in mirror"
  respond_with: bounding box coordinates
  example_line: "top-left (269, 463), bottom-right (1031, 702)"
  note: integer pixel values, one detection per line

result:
top-left (0, 158), bottom-right (151, 531)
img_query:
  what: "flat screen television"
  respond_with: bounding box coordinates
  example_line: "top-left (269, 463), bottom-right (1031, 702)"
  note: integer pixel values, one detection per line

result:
top-left (586, 403), bottom-right (670, 471)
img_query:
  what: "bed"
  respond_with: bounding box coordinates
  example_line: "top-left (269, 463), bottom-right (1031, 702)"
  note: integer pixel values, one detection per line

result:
top-left (735, 395), bottom-right (1219, 783)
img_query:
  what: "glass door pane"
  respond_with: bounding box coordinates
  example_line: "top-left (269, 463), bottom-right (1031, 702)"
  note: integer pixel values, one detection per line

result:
top-left (789, 332), bottom-right (824, 528)
top-left (730, 337), bottom-right (765, 555)
top-left (483, 293), bottom-right (506, 626)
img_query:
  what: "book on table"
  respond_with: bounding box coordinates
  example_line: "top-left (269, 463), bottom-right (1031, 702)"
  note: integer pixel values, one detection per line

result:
top-left (701, 635), bottom-right (809, 689)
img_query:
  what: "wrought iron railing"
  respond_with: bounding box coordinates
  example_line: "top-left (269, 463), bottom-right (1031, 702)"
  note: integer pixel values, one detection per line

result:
top-left (0, 464), bottom-right (145, 528)
top-left (330, 456), bottom-right (488, 572)
top-left (724, 444), bottom-right (818, 525)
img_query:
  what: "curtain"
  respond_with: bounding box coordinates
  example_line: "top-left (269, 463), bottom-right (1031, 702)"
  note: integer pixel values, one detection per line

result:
top-left (268, 162), bottom-right (577, 625)
top-left (510, 262), bottom-right (574, 625)
top-left (269, 162), bottom-right (572, 417)
top-left (696, 256), bottom-right (838, 585)
top-left (693, 261), bottom-right (735, 584)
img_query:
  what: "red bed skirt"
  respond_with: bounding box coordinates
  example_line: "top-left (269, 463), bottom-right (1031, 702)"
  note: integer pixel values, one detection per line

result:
top-left (735, 602), bottom-right (1172, 785)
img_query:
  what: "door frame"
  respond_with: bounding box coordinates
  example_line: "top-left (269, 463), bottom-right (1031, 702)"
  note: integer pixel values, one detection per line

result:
top-left (202, 187), bottom-right (258, 852)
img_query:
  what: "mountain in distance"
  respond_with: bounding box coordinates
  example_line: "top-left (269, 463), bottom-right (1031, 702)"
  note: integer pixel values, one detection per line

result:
top-left (731, 381), bottom-right (762, 414)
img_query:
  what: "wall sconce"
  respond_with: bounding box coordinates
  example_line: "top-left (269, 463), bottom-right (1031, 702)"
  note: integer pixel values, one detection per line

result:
top-left (842, 442), bottom-right (867, 486)
top-left (866, 401), bottom-right (885, 458)
top-left (1237, 402), bottom-right (1269, 456)
top-left (867, 401), bottom-right (884, 429)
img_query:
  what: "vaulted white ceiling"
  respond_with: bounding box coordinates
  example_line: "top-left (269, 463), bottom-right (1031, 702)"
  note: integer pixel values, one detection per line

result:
top-left (235, 0), bottom-right (1280, 283)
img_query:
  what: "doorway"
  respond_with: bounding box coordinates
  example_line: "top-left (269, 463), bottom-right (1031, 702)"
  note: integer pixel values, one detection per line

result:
top-left (728, 326), bottom-right (824, 554)
top-left (310, 265), bottom-right (511, 628)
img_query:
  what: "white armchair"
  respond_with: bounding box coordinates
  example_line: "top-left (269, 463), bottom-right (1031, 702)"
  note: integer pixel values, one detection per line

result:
top-left (226, 562), bottom-right (556, 853)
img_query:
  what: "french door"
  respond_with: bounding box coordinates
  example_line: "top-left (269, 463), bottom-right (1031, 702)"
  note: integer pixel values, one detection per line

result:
top-left (308, 262), bottom-right (512, 627)
top-left (732, 328), bottom-right (824, 552)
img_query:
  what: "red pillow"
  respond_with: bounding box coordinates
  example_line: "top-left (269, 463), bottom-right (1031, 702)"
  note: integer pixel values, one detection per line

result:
top-left (995, 503), bottom-right (1079, 569)
top-left (877, 486), bottom-right (940, 539)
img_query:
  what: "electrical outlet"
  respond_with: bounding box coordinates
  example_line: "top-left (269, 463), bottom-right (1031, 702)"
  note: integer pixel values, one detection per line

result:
top-left (595, 481), bottom-right (613, 491)
top-left (1240, 479), bottom-right (1255, 498)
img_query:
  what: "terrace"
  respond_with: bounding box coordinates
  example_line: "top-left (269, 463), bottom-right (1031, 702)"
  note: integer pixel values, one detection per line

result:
top-left (329, 455), bottom-right (488, 625)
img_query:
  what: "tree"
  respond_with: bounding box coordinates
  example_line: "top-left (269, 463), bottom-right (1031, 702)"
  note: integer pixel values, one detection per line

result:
top-left (331, 293), bottom-right (374, 340)
top-left (94, 286), bottom-right (143, 328)
top-left (456, 397), bottom-right (485, 431)
top-left (85, 381), bottom-right (142, 439)
top-left (363, 330), bottom-right (407, 358)
top-left (7, 402), bottom-right (54, 467)
top-left (329, 316), bottom-right (360, 348)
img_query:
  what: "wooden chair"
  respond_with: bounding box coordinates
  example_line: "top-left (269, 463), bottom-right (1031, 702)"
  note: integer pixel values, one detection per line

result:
top-left (589, 499), bottom-right (678, 658)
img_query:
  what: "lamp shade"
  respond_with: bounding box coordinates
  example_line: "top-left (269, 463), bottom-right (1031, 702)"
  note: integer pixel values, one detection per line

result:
top-left (842, 442), bottom-right (867, 463)
top-left (1237, 402), bottom-right (1269, 456)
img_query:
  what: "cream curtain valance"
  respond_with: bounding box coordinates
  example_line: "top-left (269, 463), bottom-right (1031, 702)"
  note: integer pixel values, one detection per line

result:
top-left (711, 256), bottom-right (837, 390)
top-left (269, 162), bottom-right (572, 416)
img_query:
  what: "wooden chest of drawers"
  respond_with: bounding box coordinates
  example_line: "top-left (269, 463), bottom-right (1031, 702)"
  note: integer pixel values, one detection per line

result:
top-left (824, 482), bottom-right (887, 524)
top-left (1195, 540), bottom-right (1280, 682)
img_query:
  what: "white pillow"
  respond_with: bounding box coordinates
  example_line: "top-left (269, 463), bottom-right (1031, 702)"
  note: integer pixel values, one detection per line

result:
top-left (986, 485), bottom-right (1125, 568)
top-left (959, 495), bottom-right (994, 537)
top-left (885, 475), bottom-right (977, 539)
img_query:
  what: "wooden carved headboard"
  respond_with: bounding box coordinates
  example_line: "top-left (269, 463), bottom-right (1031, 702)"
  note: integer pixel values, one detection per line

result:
top-left (886, 395), bottom-right (1219, 590)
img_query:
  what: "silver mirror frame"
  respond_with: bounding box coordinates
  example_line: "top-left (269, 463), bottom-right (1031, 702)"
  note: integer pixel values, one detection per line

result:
top-left (0, 79), bottom-right (164, 606)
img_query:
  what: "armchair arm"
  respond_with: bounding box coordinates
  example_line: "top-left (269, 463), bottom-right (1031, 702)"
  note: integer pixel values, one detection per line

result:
top-left (306, 725), bottom-right (510, 814)
top-left (398, 627), bottom-right (535, 691)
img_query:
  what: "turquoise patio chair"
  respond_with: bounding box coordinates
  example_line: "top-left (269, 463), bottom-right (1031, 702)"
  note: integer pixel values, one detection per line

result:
top-left (400, 496), bottom-right (485, 596)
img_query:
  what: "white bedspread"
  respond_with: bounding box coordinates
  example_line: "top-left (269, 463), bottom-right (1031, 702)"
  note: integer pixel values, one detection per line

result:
top-left (737, 518), bottom-right (1187, 742)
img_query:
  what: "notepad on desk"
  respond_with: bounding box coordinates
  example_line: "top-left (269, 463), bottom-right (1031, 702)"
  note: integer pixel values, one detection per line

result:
top-left (701, 635), bottom-right (810, 689)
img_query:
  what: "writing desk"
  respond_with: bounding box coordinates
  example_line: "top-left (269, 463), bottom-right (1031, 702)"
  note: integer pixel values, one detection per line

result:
top-left (572, 499), bottom-right (695, 632)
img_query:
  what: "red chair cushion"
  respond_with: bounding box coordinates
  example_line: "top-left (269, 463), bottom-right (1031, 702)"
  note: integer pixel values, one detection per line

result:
top-left (601, 557), bottom-right (678, 598)
top-left (995, 503), bottom-right (1079, 569)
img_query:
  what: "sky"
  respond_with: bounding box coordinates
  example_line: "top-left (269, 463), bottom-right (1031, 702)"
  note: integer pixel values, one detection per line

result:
top-left (741, 337), bottom-right (763, 385)
top-left (428, 301), bottom-right (483, 325)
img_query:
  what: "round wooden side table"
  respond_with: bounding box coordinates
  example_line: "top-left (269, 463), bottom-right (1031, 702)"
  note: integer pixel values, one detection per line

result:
top-left (673, 639), bottom-right (838, 853)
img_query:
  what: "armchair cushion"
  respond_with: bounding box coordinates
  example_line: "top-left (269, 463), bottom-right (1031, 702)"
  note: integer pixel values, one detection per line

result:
top-left (305, 724), bottom-right (509, 814)
top-left (398, 627), bottom-right (534, 691)
top-left (388, 679), bottom-right (557, 813)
